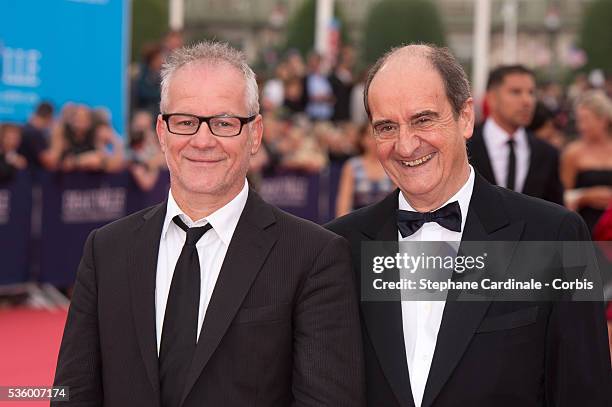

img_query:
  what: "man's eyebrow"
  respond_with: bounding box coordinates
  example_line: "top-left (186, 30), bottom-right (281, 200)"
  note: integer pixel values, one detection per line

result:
top-left (371, 119), bottom-right (396, 127)
top-left (410, 110), bottom-right (439, 120)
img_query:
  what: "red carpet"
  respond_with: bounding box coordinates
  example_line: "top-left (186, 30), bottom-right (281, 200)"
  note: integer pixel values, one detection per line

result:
top-left (0, 308), bottom-right (67, 406)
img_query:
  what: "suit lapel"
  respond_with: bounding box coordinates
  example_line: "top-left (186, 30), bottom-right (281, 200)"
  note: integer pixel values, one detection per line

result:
top-left (421, 175), bottom-right (524, 407)
top-left (521, 132), bottom-right (540, 196)
top-left (468, 127), bottom-right (496, 185)
top-left (179, 190), bottom-right (277, 406)
top-left (360, 191), bottom-right (416, 407)
top-left (127, 203), bottom-right (167, 405)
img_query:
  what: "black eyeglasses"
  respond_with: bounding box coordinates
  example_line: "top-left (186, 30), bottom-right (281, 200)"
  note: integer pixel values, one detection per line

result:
top-left (161, 113), bottom-right (257, 137)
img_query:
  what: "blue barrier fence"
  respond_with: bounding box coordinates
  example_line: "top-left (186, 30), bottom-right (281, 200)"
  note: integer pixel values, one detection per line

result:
top-left (0, 167), bottom-right (339, 287)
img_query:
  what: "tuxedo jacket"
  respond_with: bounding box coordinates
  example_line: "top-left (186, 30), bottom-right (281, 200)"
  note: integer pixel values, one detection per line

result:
top-left (53, 189), bottom-right (365, 407)
top-left (326, 175), bottom-right (611, 407)
top-left (468, 124), bottom-right (564, 206)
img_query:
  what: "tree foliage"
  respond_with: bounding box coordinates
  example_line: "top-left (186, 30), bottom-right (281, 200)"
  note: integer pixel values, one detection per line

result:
top-left (362, 0), bottom-right (446, 65)
top-left (131, 0), bottom-right (168, 61)
top-left (284, 0), bottom-right (349, 57)
top-left (578, 0), bottom-right (612, 73)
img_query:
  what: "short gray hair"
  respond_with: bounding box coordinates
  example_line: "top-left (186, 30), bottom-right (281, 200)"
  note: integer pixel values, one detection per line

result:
top-left (159, 41), bottom-right (259, 115)
top-left (363, 44), bottom-right (471, 120)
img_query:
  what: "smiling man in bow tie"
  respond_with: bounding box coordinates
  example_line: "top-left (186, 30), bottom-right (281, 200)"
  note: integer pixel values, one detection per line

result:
top-left (327, 44), bottom-right (611, 407)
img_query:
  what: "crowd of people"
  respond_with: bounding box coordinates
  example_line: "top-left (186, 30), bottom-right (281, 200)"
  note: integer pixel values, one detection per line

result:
top-left (1, 33), bottom-right (612, 233)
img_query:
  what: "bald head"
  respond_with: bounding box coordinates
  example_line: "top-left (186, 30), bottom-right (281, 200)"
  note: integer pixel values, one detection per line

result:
top-left (363, 44), bottom-right (471, 120)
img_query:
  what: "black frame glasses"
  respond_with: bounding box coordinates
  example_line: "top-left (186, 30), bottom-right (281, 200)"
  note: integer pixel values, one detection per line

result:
top-left (161, 113), bottom-right (257, 137)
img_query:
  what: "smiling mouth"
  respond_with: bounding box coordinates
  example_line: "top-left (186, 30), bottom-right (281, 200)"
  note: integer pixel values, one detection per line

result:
top-left (400, 153), bottom-right (435, 167)
top-left (186, 157), bottom-right (223, 163)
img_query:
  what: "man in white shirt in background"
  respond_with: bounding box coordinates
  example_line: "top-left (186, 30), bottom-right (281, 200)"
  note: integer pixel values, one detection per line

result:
top-left (469, 65), bottom-right (564, 205)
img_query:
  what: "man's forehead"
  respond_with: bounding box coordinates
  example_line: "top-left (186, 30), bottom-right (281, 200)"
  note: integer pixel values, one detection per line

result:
top-left (369, 57), bottom-right (447, 116)
top-left (500, 72), bottom-right (535, 87)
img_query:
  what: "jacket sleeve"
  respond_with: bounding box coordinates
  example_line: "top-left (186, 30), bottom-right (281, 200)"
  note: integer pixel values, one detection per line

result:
top-left (52, 230), bottom-right (103, 407)
top-left (545, 148), bottom-right (565, 206)
top-left (291, 235), bottom-right (366, 407)
top-left (544, 212), bottom-right (612, 406)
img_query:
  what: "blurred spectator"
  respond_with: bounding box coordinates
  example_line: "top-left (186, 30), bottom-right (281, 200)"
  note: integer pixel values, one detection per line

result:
top-left (527, 102), bottom-right (566, 149)
top-left (262, 62), bottom-right (289, 113)
top-left (91, 108), bottom-right (125, 173)
top-left (350, 68), bottom-right (369, 126)
top-left (561, 90), bottom-right (612, 232)
top-left (329, 46), bottom-right (355, 123)
top-left (281, 120), bottom-right (328, 172)
top-left (285, 49), bottom-right (306, 78)
top-left (320, 121), bottom-right (359, 162)
top-left (283, 76), bottom-right (306, 114)
top-left (335, 124), bottom-right (393, 217)
top-left (54, 104), bottom-right (120, 172)
top-left (469, 65), bottom-right (564, 205)
top-left (127, 110), bottom-right (164, 190)
top-left (303, 52), bottom-right (334, 121)
top-left (17, 101), bottom-right (59, 171)
top-left (162, 30), bottom-right (184, 56)
top-left (134, 43), bottom-right (163, 116)
top-left (538, 81), bottom-right (563, 113)
top-left (567, 73), bottom-right (590, 104)
top-left (0, 123), bottom-right (27, 181)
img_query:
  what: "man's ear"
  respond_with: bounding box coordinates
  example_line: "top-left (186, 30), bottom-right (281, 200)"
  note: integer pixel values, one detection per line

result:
top-left (459, 97), bottom-right (475, 141)
top-left (156, 114), bottom-right (167, 153)
top-left (250, 114), bottom-right (264, 155)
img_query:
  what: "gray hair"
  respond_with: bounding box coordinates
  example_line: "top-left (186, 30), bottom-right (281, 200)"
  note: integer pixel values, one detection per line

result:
top-left (159, 41), bottom-right (259, 115)
top-left (363, 44), bottom-right (471, 120)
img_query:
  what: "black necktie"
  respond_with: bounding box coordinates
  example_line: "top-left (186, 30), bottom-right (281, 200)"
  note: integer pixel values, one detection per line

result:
top-left (506, 138), bottom-right (516, 191)
top-left (397, 201), bottom-right (462, 237)
top-left (159, 215), bottom-right (212, 407)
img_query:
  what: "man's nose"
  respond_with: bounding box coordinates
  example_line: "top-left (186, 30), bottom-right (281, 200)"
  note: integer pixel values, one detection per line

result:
top-left (395, 125), bottom-right (421, 156)
top-left (189, 123), bottom-right (218, 148)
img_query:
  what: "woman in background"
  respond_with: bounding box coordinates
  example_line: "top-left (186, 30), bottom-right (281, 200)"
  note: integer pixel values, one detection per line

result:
top-left (561, 90), bottom-right (612, 232)
top-left (336, 124), bottom-right (393, 217)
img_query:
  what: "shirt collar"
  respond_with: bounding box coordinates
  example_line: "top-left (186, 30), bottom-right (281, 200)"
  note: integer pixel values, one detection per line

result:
top-left (162, 179), bottom-right (249, 246)
top-left (484, 117), bottom-right (527, 148)
top-left (398, 165), bottom-right (475, 231)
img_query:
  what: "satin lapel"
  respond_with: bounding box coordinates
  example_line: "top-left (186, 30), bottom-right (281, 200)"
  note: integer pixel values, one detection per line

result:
top-left (421, 176), bottom-right (524, 407)
top-left (179, 191), bottom-right (277, 406)
top-left (127, 203), bottom-right (167, 405)
top-left (361, 191), bottom-right (415, 407)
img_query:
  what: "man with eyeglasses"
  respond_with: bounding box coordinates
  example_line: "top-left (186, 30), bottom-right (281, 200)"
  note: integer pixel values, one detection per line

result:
top-left (327, 44), bottom-right (611, 406)
top-left (53, 41), bottom-right (365, 407)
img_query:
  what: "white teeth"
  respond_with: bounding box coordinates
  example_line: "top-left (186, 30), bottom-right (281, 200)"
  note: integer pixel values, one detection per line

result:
top-left (401, 153), bottom-right (434, 167)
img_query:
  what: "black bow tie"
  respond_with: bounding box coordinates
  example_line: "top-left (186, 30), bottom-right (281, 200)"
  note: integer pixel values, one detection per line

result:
top-left (397, 201), bottom-right (462, 237)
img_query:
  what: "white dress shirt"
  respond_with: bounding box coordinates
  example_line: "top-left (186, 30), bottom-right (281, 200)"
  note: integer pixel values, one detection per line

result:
top-left (155, 180), bottom-right (248, 354)
top-left (398, 166), bottom-right (475, 407)
top-left (482, 118), bottom-right (530, 192)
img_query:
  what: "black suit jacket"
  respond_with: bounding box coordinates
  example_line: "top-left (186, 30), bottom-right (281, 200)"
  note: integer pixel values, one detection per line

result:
top-left (468, 124), bottom-right (564, 205)
top-left (53, 189), bottom-right (365, 407)
top-left (326, 175), bottom-right (611, 407)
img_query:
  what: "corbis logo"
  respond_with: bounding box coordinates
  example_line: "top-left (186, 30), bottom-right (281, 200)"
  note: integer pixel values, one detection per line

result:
top-left (0, 190), bottom-right (11, 224)
top-left (0, 45), bottom-right (41, 88)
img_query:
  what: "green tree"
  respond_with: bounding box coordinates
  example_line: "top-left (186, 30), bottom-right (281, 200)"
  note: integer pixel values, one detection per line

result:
top-left (131, 0), bottom-right (168, 61)
top-left (363, 0), bottom-right (446, 65)
top-left (284, 0), bottom-right (349, 57)
top-left (578, 0), bottom-right (612, 72)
